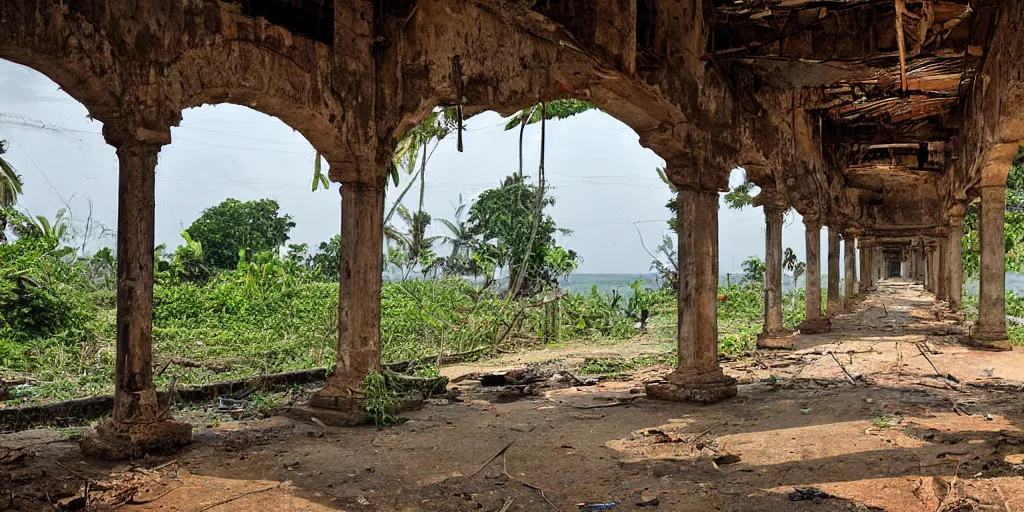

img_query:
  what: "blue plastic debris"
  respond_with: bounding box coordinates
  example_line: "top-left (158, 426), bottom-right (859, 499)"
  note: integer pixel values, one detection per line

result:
top-left (579, 502), bottom-right (619, 511)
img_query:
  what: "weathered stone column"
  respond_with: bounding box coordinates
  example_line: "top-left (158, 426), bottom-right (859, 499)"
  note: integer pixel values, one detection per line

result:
top-left (929, 245), bottom-right (937, 294)
top-left (646, 186), bottom-right (736, 402)
top-left (918, 241), bottom-right (927, 285)
top-left (947, 207), bottom-right (966, 312)
top-left (308, 177), bottom-right (387, 420)
top-left (843, 233), bottom-right (857, 304)
top-left (81, 123), bottom-right (191, 459)
top-left (757, 204), bottom-right (792, 349)
top-left (870, 248), bottom-right (881, 287)
top-left (826, 228), bottom-right (841, 315)
top-left (798, 217), bottom-right (830, 333)
top-left (972, 185), bottom-right (1011, 350)
top-left (913, 245), bottom-right (921, 282)
top-left (935, 236), bottom-right (949, 302)
top-left (859, 241), bottom-right (872, 291)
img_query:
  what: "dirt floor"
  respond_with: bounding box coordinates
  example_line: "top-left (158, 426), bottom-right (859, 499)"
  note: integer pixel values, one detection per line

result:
top-left (5, 281), bottom-right (1024, 511)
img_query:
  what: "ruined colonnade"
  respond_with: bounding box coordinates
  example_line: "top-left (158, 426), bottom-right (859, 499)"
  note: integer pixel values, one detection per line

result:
top-left (1, 0), bottom-right (1022, 458)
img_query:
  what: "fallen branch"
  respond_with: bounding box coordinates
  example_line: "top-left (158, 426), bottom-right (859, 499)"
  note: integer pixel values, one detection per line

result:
top-left (567, 398), bottom-right (637, 410)
top-left (53, 461), bottom-right (93, 483)
top-left (155, 356), bottom-right (234, 376)
top-left (383, 346), bottom-right (489, 373)
top-left (129, 486), bottom-right (178, 505)
top-left (197, 481), bottom-right (284, 509)
top-left (502, 450), bottom-right (560, 511)
top-left (197, 482), bottom-right (285, 511)
top-left (829, 352), bottom-right (858, 386)
top-left (468, 439), bottom-right (516, 478)
top-left (916, 343), bottom-right (942, 376)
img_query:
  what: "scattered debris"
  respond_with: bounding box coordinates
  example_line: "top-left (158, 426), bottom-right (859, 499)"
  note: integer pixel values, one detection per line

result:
top-left (579, 501), bottom-right (619, 511)
top-left (636, 492), bottom-right (659, 507)
top-left (217, 396), bottom-right (247, 414)
top-left (788, 488), bottom-right (833, 501)
top-left (712, 454), bottom-right (741, 466)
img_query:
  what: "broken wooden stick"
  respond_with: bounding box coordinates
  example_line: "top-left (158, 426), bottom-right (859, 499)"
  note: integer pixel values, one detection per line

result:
top-left (502, 451), bottom-right (560, 511)
top-left (829, 352), bottom-right (858, 386)
top-left (467, 439), bottom-right (516, 478)
top-left (916, 343), bottom-right (942, 376)
top-left (197, 482), bottom-right (285, 511)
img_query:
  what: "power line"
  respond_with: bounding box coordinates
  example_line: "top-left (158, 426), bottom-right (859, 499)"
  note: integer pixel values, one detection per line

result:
top-left (6, 134), bottom-right (71, 210)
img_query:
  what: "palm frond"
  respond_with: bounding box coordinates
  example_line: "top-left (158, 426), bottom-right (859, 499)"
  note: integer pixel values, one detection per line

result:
top-left (0, 154), bottom-right (23, 208)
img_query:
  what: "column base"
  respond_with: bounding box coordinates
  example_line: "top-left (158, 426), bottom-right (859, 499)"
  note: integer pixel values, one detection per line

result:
top-left (287, 387), bottom-right (366, 426)
top-left (645, 369), bottom-right (737, 404)
top-left (797, 317), bottom-right (832, 335)
top-left (80, 417), bottom-right (192, 460)
top-left (756, 330), bottom-right (795, 350)
top-left (967, 325), bottom-right (1012, 351)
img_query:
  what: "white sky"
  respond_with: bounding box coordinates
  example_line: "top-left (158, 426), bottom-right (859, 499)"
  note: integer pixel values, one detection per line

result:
top-left (0, 58), bottom-right (840, 275)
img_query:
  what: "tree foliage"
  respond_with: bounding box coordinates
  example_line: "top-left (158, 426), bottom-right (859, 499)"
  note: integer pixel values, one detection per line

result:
top-left (741, 256), bottom-right (766, 283)
top-left (0, 140), bottom-right (24, 243)
top-left (962, 155), bottom-right (1024, 278)
top-left (467, 174), bottom-right (576, 295)
top-left (185, 198), bottom-right (296, 271)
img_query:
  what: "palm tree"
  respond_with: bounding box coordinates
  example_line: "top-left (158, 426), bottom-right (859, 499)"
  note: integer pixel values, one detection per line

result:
top-left (0, 140), bottom-right (24, 244)
top-left (439, 197), bottom-right (478, 276)
top-left (783, 247), bottom-right (805, 308)
top-left (503, 99), bottom-right (594, 179)
top-left (439, 197), bottom-right (474, 259)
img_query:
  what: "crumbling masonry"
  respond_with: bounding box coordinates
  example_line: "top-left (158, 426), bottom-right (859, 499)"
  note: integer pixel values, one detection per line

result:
top-left (1, 0), bottom-right (1021, 457)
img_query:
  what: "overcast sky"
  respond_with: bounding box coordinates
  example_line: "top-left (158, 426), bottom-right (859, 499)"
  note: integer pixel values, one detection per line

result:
top-left (0, 58), bottom-right (836, 275)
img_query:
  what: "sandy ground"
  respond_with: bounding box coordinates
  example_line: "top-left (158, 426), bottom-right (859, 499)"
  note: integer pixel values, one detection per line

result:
top-left (4, 281), bottom-right (1024, 511)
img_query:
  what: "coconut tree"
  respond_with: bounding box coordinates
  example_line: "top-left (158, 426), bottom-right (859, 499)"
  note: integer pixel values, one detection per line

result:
top-left (783, 247), bottom-right (805, 308)
top-left (0, 140), bottom-right (24, 243)
top-left (503, 99), bottom-right (595, 180)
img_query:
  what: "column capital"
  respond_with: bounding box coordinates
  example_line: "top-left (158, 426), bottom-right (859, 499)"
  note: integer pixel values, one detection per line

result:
top-left (101, 103), bottom-right (178, 150)
top-left (802, 214), bottom-right (823, 230)
top-left (103, 121), bottom-right (172, 152)
top-left (947, 201), bottom-right (968, 218)
top-left (662, 152), bottom-right (731, 193)
top-left (328, 160), bottom-right (388, 187)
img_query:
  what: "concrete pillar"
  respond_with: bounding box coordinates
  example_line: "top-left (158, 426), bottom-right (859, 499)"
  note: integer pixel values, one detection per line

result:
top-left (928, 246), bottom-right (938, 293)
top-left (871, 249), bottom-right (881, 286)
top-left (646, 187), bottom-right (736, 402)
top-left (919, 242), bottom-right (927, 285)
top-left (909, 247), bottom-right (916, 281)
top-left (757, 204), bottom-right (791, 348)
top-left (826, 228), bottom-right (841, 315)
top-left (310, 180), bottom-right (387, 419)
top-left (843, 234), bottom-right (857, 299)
top-left (798, 218), bottom-right (829, 333)
top-left (805, 220), bottom-right (822, 320)
top-left (936, 238), bottom-right (948, 302)
top-left (80, 125), bottom-right (191, 459)
top-left (972, 185), bottom-right (1010, 349)
top-left (947, 213), bottom-right (965, 312)
top-left (859, 242), bottom-right (872, 290)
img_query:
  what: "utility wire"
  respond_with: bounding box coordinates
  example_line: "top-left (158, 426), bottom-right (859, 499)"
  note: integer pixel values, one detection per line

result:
top-left (6, 134), bottom-right (71, 210)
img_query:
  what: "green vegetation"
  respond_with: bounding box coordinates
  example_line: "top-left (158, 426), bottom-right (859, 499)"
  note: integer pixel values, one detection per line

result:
top-left (11, 112), bottom-right (1023, 417)
top-left (363, 371), bottom-right (400, 428)
top-left (962, 155), bottom-right (1024, 277)
top-left (185, 198), bottom-right (296, 271)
